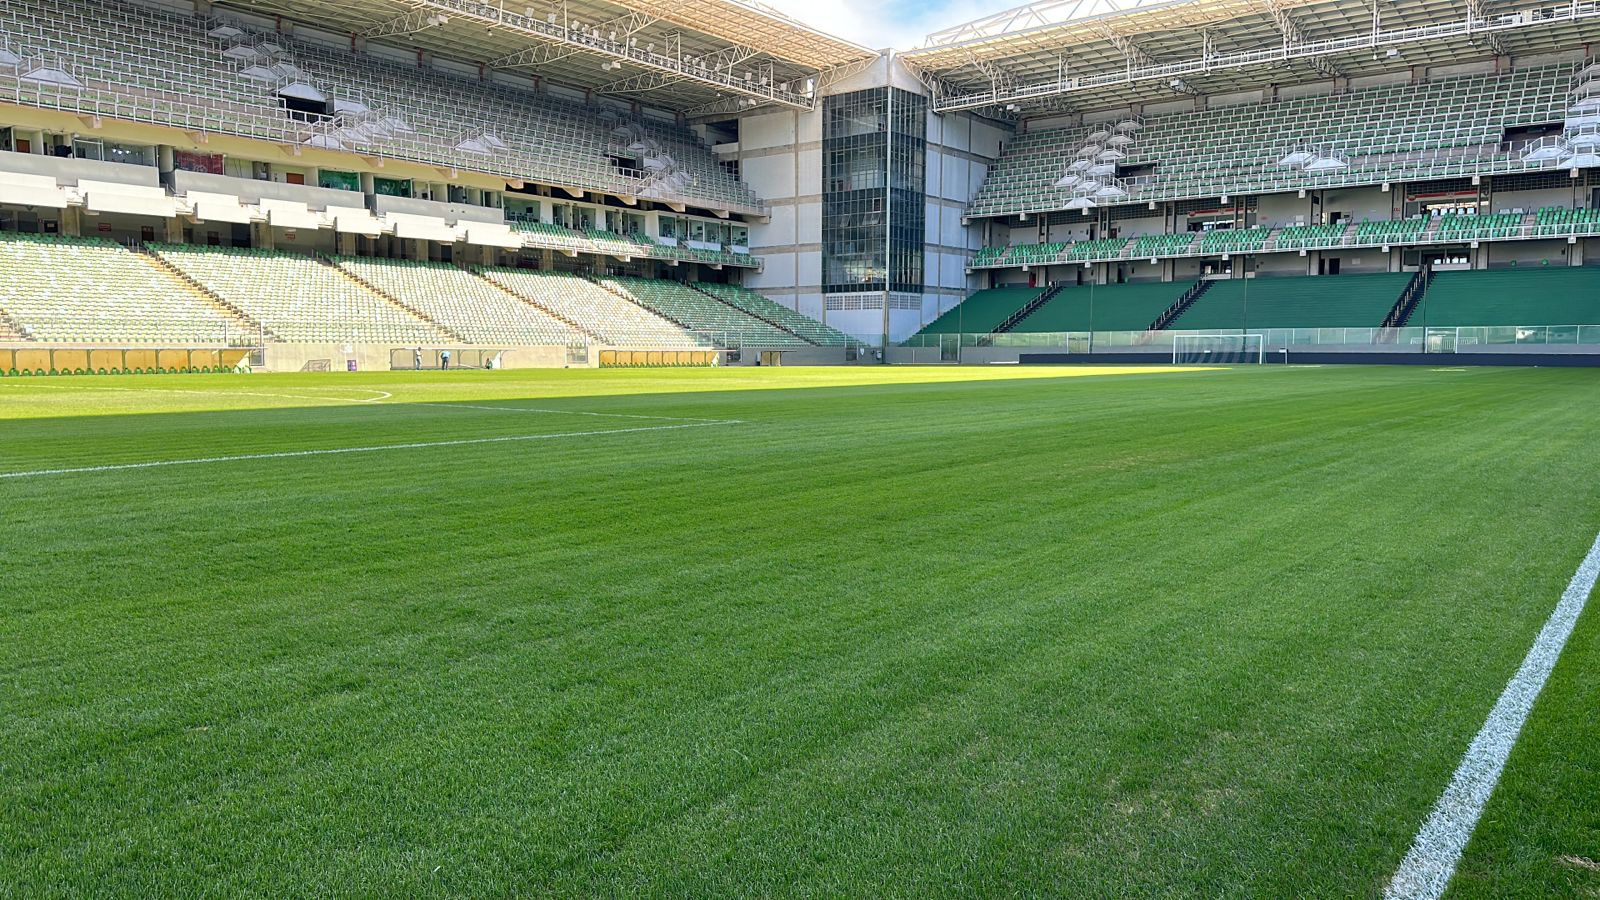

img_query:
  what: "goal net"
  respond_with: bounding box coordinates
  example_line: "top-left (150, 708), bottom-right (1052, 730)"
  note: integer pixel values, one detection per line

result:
top-left (1172, 334), bottom-right (1265, 365)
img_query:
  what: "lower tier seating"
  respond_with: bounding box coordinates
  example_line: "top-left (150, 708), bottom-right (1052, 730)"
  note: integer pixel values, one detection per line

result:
top-left (1418, 267), bottom-right (1600, 326)
top-left (1013, 282), bottom-right (1189, 332)
top-left (917, 287), bottom-right (1044, 335)
top-left (0, 234), bottom-right (254, 343)
top-left (696, 283), bottom-right (855, 346)
top-left (479, 268), bottom-right (704, 347)
top-left (153, 244), bottom-right (448, 344)
top-left (598, 277), bottom-right (808, 347)
top-left (1172, 273), bottom-right (1413, 330)
top-left (335, 257), bottom-right (585, 346)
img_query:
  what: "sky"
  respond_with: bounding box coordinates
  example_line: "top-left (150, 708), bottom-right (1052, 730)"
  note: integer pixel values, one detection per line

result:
top-left (758, 0), bottom-right (1011, 50)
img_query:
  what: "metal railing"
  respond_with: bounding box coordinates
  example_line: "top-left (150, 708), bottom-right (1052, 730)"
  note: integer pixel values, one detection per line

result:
top-left (899, 324), bottom-right (1600, 353)
top-left (969, 221), bottom-right (1600, 271)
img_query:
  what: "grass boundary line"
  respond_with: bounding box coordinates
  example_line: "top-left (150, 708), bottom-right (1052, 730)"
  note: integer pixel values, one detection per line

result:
top-left (1384, 528), bottom-right (1600, 900)
top-left (0, 420), bottom-right (741, 480)
top-left (404, 401), bottom-right (735, 423)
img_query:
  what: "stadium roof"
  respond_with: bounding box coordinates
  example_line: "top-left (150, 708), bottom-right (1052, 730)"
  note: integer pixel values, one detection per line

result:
top-left (902, 0), bottom-right (1600, 114)
top-left (215, 0), bottom-right (877, 115)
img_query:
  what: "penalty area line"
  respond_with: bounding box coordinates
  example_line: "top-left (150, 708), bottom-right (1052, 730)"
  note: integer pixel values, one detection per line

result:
top-left (0, 420), bottom-right (741, 481)
top-left (1384, 527), bottom-right (1600, 900)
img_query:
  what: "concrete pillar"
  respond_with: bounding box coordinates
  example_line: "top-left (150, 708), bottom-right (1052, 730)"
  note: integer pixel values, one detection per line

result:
top-left (59, 206), bottom-right (82, 237)
top-left (251, 221), bottom-right (275, 250)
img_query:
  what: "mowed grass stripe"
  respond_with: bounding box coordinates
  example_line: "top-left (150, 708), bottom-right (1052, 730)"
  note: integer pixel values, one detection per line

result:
top-left (1, 365), bottom-right (1596, 896)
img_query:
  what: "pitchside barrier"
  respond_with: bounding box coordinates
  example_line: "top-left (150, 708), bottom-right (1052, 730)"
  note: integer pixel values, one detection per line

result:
top-left (0, 347), bottom-right (254, 376)
top-left (896, 324), bottom-right (1600, 362)
top-left (598, 350), bottom-right (721, 367)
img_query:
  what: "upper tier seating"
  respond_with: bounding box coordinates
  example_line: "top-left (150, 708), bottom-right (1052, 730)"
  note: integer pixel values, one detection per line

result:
top-left (334, 257), bottom-right (586, 346)
top-left (478, 268), bottom-right (703, 347)
top-left (915, 287), bottom-right (1044, 335)
top-left (695, 283), bottom-right (856, 346)
top-left (1170, 273), bottom-right (1413, 330)
top-left (1356, 219), bottom-right (1428, 244)
top-left (0, 0), bottom-right (759, 213)
top-left (597, 277), bottom-right (808, 347)
top-left (1068, 238), bottom-right (1130, 261)
top-left (0, 233), bottom-right (254, 343)
top-left (152, 244), bottom-right (448, 344)
top-left (971, 67), bottom-right (1569, 217)
top-left (1534, 206), bottom-right (1600, 236)
top-left (1419, 267), bottom-right (1600, 326)
top-left (1012, 281), bottom-right (1189, 332)
top-left (1130, 232), bottom-right (1199, 257)
top-left (1435, 213), bottom-right (1522, 242)
top-left (1199, 228), bottom-right (1271, 255)
top-left (1275, 224), bottom-right (1348, 250)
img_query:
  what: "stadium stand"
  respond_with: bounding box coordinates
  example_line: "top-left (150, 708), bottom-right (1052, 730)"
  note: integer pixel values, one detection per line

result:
top-left (477, 268), bottom-right (704, 348)
top-left (1169, 274), bottom-right (1414, 330)
top-left (1355, 219), bottom-right (1429, 245)
top-left (970, 67), bottom-right (1570, 218)
top-left (0, 234), bottom-right (257, 343)
top-left (1533, 206), bottom-right (1600, 237)
top-left (597, 277), bottom-right (809, 347)
top-left (1010, 282), bottom-right (1190, 332)
top-left (1274, 224), bottom-right (1349, 250)
top-left (1130, 233), bottom-right (1199, 258)
top-left (152, 245), bottom-right (450, 344)
top-left (333, 257), bottom-right (589, 346)
top-left (694, 283), bottom-right (856, 346)
top-left (1434, 214), bottom-right (1523, 242)
top-left (1199, 228), bottom-right (1271, 255)
top-left (915, 287), bottom-right (1044, 334)
top-left (0, 0), bottom-right (759, 214)
top-left (1417, 267), bottom-right (1600, 326)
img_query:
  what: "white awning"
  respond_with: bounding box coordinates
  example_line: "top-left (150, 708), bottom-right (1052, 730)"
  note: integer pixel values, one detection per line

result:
top-left (80, 181), bottom-right (177, 217)
top-left (462, 223), bottom-right (524, 249)
top-left (327, 204), bottom-right (384, 236)
top-left (186, 191), bottom-right (254, 224)
top-left (0, 172), bottom-right (68, 209)
top-left (389, 213), bottom-right (461, 243)
top-left (259, 198), bottom-right (324, 230)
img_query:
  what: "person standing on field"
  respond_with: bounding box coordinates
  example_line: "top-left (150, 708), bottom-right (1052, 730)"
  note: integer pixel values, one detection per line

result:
top-left (414, 347), bottom-right (422, 370)
top-left (440, 349), bottom-right (451, 370)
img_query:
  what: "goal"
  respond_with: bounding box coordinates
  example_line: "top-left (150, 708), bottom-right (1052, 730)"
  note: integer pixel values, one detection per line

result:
top-left (1172, 333), bottom-right (1265, 365)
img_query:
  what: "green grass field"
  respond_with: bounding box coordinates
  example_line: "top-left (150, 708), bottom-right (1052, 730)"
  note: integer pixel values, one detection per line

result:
top-left (2, 364), bottom-right (1597, 897)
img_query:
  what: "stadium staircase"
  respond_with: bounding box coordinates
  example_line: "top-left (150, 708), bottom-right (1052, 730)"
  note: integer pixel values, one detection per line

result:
top-left (684, 282), bottom-right (815, 345)
top-left (515, 295), bottom-right (606, 345)
top-left (481, 273), bottom-right (606, 344)
top-left (992, 283), bottom-right (1067, 333)
top-left (320, 257), bottom-right (467, 343)
top-left (134, 247), bottom-right (271, 343)
top-left (1147, 279), bottom-right (1215, 331)
top-left (1381, 267), bottom-right (1433, 330)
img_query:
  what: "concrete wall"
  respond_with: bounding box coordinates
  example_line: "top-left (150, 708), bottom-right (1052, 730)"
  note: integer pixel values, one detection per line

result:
top-left (259, 343), bottom-right (583, 373)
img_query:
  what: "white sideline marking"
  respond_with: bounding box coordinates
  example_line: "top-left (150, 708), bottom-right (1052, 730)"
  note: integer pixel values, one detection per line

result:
top-left (0, 382), bottom-right (393, 404)
top-left (0, 420), bottom-right (738, 481)
top-left (1385, 529), bottom-right (1600, 900)
top-left (406, 400), bottom-right (733, 423)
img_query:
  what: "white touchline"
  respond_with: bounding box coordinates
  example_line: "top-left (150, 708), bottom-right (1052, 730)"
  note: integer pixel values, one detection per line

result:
top-left (0, 420), bottom-right (740, 480)
top-left (0, 382), bottom-right (393, 404)
top-left (405, 400), bottom-right (736, 423)
top-left (1385, 528), bottom-right (1600, 900)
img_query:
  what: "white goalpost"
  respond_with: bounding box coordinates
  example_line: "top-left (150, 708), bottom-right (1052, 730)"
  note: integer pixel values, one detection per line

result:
top-left (1172, 333), bottom-right (1266, 365)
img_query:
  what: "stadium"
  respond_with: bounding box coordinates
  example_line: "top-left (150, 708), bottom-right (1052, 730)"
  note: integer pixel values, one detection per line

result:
top-left (2, 0), bottom-right (1598, 895)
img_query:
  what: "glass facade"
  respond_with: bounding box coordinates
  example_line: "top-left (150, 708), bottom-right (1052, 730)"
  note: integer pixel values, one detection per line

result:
top-left (822, 88), bottom-right (926, 296)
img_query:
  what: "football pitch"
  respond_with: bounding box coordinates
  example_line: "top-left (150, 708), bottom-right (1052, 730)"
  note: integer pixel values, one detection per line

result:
top-left (2, 364), bottom-right (1597, 897)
